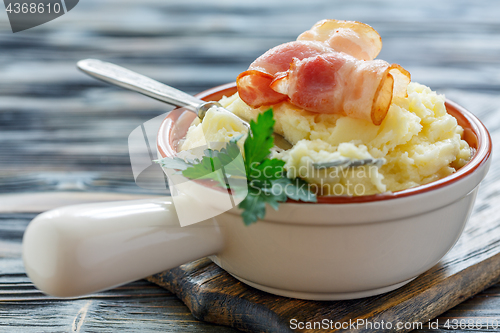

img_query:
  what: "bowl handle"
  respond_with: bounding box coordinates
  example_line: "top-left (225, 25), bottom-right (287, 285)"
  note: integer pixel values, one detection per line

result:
top-left (22, 197), bottom-right (223, 297)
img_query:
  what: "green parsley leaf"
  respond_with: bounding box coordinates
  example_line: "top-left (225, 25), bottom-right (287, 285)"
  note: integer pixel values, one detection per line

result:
top-left (155, 156), bottom-right (197, 171)
top-left (182, 153), bottom-right (223, 182)
top-left (156, 108), bottom-right (317, 226)
top-left (271, 177), bottom-right (317, 202)
top-left (248, 158), bottom-right (286, 182)
top-left (156, 138), bottom-right (245, 189)
top-left (217, 140), bottom-right (246, 178)
top-left (243, 108), bottom-right (275, 172)
top-left (239, 186), bottom-right (284, 225)
top-left (239, 188), bottom-right (267, 225)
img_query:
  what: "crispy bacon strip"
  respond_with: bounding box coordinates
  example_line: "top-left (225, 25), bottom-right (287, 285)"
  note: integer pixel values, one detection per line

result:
top-left (389, 64), bottom-right (411, 98)
top-left (236, 19), bottom-right (411, 124)
top-left (249, 41), bottom-right (332, 74)
top-left (270, 53), bottom-right (406, 125)
top-left (236, 70), bottom-right (287, 108)
top-left (236, 41), bottom-right (330, 107)
top-left (297, 19), bottom-right (382, 61)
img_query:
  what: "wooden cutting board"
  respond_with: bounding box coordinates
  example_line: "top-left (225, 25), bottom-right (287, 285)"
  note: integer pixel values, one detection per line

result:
top-left (147, 184), bottom-right (500, 333)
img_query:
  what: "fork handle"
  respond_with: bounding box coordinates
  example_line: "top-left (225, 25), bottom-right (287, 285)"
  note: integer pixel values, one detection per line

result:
top-left (77, 59), bottom-right (204, 113)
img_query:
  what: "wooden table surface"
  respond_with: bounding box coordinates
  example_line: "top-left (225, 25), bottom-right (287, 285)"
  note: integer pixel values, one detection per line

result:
top-left (1, 0), bottom-right (500, 332)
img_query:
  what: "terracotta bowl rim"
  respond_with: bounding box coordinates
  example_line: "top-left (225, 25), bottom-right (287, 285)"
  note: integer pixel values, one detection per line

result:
top-left (157, 82), bottom-right (492, 204)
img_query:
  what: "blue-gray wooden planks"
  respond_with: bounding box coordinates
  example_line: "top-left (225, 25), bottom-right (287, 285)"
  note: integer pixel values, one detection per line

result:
top-left (1, 0), bottom-right (500, 332)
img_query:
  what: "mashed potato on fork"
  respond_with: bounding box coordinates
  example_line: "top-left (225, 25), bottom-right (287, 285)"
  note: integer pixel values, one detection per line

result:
top-left (181, 82), bottom-right (471, 196)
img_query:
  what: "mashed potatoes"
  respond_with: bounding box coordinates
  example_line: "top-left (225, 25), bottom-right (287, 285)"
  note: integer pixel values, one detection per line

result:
top-left (181, 82), bottom-right (471, 196)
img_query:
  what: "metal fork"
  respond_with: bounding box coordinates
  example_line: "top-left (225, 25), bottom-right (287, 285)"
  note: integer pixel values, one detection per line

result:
top-left (313, 157), bottom-right (386, 169)
top-left (76, 59), bottom-right (385, 169)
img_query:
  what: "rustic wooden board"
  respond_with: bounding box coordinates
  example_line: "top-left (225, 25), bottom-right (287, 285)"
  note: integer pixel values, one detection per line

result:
top-left (1, 212), bottom-right (500, 333)
top-left (146, 186), bottom-right (500, 333)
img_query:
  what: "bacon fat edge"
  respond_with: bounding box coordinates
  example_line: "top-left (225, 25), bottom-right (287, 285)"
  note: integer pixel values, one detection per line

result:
top-left (236, 19), bottom-right (411, 125)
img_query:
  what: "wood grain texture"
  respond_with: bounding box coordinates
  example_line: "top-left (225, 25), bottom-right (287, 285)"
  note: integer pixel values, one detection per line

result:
top-left (146, 189), bottom-right (500, 333)
top-left (0, 215), bottom-right (239, 333)
top-left (0, 266), bottom-right (238, 333)
top-left (1, 0), bottom-right (500, 331)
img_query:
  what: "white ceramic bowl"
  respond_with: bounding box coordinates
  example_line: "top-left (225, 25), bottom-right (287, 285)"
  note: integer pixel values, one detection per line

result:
top-left (156, 83), bottom-right (492, 300)
top-left (23, 83), bottom-right (491, 300)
